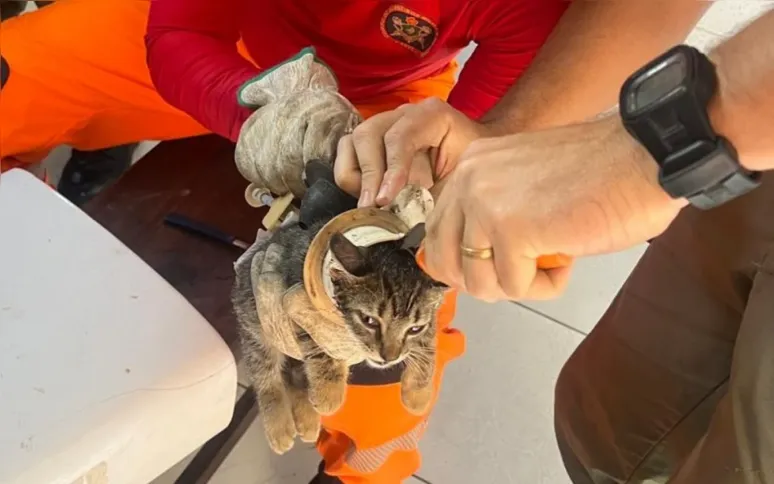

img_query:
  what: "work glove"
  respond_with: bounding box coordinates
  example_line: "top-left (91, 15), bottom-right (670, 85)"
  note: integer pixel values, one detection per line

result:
top-left (234, 232), bottom-right (368, 365)
top-left (234, 48), bottom-right (362, 199)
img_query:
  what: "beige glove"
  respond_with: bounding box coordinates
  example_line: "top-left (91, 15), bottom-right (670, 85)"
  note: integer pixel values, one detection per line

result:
top-left (235, 48), bottom-right (362, 199)
top-left (234, 232), bottom-right (368, 364)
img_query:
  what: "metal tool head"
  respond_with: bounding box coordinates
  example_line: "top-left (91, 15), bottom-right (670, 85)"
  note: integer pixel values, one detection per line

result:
top-left (400, 223), bottom-right (426, 252)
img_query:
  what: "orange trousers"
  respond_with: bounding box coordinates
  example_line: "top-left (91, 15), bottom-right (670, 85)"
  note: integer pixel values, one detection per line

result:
top-left (0, 0), bottom-right (457, 169)
top-left (0, 1), bottom-right (464, 482)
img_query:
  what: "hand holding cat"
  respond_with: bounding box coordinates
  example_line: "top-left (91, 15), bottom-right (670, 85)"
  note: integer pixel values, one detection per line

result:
top-left (422, 116), bottom-right (684, 301)
top-left (235, 48), bottom-right (361, 198)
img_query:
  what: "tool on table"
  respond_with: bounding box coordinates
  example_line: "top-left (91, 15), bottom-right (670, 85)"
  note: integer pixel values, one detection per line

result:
top-left (163, 213), bottom-right (251, 250)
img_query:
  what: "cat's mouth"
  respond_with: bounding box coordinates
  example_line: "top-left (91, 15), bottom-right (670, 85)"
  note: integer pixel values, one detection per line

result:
top-left (365, 354), bottom-right (408, 369)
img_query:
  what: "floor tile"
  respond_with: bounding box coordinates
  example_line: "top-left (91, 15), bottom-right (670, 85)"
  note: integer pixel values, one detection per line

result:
top-left (37, 145), bottom-right (73, 186)
top-left (207, 424), bottom-right (321, 484)
top-left (520, 244), bottom-right (646, 334)
top-left (419, 296), bottom-right (583, 484)
top-left (150, 449), bottom-right (198, 484)
top-left (152, 385), bottom-right (249, 484)
top-left (697, 0), bottom-right (773, 37)
top-left (133, 140), bottom-right (161, 165)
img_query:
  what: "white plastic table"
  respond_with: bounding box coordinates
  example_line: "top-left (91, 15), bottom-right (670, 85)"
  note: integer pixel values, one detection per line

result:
top-left (0, 169), bottom-right (237, 484)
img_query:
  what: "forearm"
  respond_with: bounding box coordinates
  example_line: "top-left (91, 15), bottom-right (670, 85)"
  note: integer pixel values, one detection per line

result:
top-left (145, 0), bottom-right (259, 142)
top-left (482, 0), bottom-right (708, 133)
top-left (146, 31), bottom-right (257, 141)
top-left (709, 10), bottom-right (774, 171)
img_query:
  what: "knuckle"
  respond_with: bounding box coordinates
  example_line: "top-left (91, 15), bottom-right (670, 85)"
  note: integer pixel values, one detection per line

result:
top-left (487, 203), bottom-right (509, 226)
top-left (501, 277), bottom-right (526, 301)
top-left (350, 123), bottom-right (372, 143)
top-left (465, 138), bottom-right (489, 156)
top-left (421, 97), bottom-right (445, 110)
top-left (382, 126), bottom-right (405, 147)
top-left (395, 103), bottom-right (413, 114)
top-left (359, 165), bottom-right (378, 177)
top-left (466, 280), bottom-right (493, 302)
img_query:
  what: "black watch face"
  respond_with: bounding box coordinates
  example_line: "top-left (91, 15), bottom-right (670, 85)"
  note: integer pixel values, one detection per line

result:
top-left (628, 54), bottom-right (688, 113)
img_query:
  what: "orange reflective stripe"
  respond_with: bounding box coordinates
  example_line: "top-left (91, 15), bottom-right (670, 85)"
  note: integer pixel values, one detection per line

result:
top-left (344, 419), bottom-right (428, 474)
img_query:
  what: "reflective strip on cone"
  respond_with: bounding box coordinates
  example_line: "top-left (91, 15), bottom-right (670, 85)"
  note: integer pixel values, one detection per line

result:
top-left (345, 419), bottom-right (428, 474)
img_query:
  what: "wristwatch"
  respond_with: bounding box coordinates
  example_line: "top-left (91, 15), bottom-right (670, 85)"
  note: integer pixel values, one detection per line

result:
top-left (619, 45), bottom-right (760, 210)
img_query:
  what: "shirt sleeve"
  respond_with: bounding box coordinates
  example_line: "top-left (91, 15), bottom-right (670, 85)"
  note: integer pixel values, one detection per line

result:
top-left (145, 0), bottom-right (260, 142)
top-left (447, 0), bottom-right (569, 120)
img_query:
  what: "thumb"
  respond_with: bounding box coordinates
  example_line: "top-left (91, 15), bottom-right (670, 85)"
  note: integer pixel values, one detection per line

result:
top-left (238, 82), bottom-right (275, 109)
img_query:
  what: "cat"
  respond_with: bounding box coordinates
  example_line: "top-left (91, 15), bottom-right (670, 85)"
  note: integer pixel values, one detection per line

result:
top-left (232, 215), bottom-right (446, 454)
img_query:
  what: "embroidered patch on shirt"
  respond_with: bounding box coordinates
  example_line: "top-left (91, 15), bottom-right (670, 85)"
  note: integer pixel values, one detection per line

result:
top-left (381, 5), bottom-right (438, 57)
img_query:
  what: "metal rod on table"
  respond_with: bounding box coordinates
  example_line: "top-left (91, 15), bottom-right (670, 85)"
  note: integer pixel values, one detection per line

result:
top-left (163, 212), bottom-right (251, 250)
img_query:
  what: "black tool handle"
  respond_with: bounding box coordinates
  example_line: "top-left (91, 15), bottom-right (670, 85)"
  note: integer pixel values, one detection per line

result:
top-left (298, 160), bottom-right (358, 229)
top-left (164, 212), bottom-right (238, 246)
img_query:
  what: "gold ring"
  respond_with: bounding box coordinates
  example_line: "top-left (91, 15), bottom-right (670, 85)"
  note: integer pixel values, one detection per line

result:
top-left (460, 245), bottom-right (494, 260)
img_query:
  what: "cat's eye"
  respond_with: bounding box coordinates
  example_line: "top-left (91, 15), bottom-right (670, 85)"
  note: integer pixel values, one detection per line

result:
top-left (362, 317), bottom-right (380, 330)
top-left (407, 325), bottom-right (426, 335)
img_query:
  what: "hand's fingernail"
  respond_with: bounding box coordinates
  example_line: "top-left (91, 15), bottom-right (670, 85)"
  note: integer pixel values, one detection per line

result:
top-left (358, 190), bottom-right (372, 208)
top-left (375, 184), bottom-right (391, 204)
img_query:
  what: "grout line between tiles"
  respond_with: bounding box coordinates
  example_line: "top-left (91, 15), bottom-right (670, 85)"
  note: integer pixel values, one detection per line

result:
top-left (512, 302), bottom-right (589, 337)
top-left (411, 474), bottom-right (434, 484)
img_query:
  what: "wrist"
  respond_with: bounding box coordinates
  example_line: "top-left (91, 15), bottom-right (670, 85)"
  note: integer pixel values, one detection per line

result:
top-left (707, 50), bottom-right (760, 172)
top-left (606, 114), bottom-right (687, 224)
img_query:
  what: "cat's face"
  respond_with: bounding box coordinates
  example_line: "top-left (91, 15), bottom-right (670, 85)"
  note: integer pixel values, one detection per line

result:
top-left (329, 233), bottom-right (446, 369)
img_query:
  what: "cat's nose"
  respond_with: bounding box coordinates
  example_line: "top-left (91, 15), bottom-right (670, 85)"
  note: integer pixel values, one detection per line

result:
top-left (380, 346), bottom-right (402, 362)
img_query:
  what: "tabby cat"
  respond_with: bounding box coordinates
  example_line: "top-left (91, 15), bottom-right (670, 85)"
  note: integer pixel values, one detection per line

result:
top-left (232, 216), bottom-right (446, 454)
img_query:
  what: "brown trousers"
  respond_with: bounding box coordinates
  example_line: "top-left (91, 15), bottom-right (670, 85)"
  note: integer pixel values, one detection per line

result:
top-left (556, 170), bottom-right (774, 483)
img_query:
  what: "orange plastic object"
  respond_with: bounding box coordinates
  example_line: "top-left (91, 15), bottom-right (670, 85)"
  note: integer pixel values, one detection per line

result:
top-left (536, 253), bottom-right (572, 269)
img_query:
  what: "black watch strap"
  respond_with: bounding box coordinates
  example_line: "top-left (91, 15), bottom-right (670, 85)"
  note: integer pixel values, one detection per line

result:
top-left (620, 45), bottom-right (759, 210)
top-left (660, 137), bottom-right (759, 209)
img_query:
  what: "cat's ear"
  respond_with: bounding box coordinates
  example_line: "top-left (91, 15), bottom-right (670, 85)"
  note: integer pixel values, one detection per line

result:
top-left (432, 279), bottom-right (450, 290)
top-left (430, 279), bottom-right (450, 292)
top-left (329, 233), bottom-right (371, 277)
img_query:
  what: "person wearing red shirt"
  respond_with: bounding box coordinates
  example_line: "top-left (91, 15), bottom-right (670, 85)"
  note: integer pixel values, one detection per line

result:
top-left (0, 0), bottom-right (566, 167)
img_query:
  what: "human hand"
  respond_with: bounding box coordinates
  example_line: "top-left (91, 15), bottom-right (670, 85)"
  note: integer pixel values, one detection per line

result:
top-left (235, 48), bottom-right (361, 198)
top-left (333, 98), bottom-right (490, 207)
top-left (421, 116), bottom-right (687, 302)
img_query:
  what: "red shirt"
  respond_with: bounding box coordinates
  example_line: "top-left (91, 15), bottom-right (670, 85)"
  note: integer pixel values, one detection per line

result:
top-left (146, 0), bottom-right (568, 142)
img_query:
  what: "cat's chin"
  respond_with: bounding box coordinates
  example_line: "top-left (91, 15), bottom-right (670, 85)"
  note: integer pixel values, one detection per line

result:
top-left (365, 355), bottom-right (407, 369)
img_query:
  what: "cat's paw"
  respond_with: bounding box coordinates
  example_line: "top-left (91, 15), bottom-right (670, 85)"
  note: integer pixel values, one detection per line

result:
top-left (290, 390), bottom-right (321, 442)
top-left (310, 380), bottom-right (347, 416)
top-left (295, 408), bottom-right (321, 443)
top-left (402, 384), bottom-right (434, 416)
top-left (262, 407), bottom-right (297, 454)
